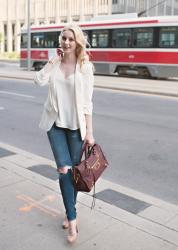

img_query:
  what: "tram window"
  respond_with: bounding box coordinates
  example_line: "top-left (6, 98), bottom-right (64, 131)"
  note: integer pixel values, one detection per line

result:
top-left (21, 33), bottom-right (27, 48)
top-left (32, 33), bottom-right (45, 48)
top-left (133, 28), bottom-right (153, 48)
top-left (44, 32), bottom-right (59, 48)
top-left (83, 31), bottom-right (90, 48)
top-left (159, 27), bottom-right (178, 47)
top-left (91, 30), bottom-right (109, 48)
top-left (112, 29), bottom-right (131, 48)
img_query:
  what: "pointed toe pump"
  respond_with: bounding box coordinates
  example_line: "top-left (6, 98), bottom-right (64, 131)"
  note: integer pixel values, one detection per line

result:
top-left (67, 219), bottom-right (78, 243)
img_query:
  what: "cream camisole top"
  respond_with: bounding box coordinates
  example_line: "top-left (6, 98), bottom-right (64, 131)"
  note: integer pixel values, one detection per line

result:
top-left (54, 68), bottom-right (79, 130)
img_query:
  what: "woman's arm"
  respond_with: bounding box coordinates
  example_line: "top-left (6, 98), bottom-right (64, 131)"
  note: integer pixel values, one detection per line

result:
top-left (84, 114), bottom-right (95, 145)
top-left (83, 63), bottom-right (95, 145)
top-left (34, 55), bottom-right (59, 86)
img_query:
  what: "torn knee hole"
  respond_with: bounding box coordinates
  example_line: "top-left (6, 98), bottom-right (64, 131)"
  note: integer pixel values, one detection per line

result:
top-left (57, 166), bottom-right (70, 174)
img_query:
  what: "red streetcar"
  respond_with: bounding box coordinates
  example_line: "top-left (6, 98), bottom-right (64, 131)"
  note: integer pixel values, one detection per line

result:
top-left (20, 15), bottom-right (178, 78)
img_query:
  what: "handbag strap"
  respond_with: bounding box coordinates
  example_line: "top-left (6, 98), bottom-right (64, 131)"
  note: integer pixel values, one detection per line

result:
top-left (91, 182), bottom-right (96, 209)
top-left (90, 170), bottom-right (96, 210)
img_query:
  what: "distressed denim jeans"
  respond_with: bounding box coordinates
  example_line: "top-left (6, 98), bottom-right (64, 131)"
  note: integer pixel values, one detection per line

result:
top-left (47, 124), bottom-right (83, 221)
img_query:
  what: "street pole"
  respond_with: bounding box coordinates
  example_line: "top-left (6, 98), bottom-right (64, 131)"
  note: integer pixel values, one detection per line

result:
top-left (27, 0), bottom-right (31, 71)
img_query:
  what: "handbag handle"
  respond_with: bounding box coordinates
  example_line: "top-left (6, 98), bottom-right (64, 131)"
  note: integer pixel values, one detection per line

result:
top-left (80, 143), bottom-right (95, 160)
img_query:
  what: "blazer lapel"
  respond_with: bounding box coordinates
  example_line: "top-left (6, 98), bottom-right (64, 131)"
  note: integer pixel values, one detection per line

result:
top-left (74, 63), bottom-right (83, 108)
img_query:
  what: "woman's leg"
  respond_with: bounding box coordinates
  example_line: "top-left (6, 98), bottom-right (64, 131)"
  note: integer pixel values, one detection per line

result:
top-left (47, 124), bottom-right (72, 170)
top-left (47, 125), bottom-right (83, 242)
top-left (66, 129), bottom-right (83, 205)
top-left (47, 125), bottom-right (76, 221)
top-left (65, 128), bottom-right (83, 243)
top-left (59, 168), bottom-right (77, 221)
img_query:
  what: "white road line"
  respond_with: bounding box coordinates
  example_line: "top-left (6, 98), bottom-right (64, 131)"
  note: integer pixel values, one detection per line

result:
top-left (0, 90), bottom-right (34, 99)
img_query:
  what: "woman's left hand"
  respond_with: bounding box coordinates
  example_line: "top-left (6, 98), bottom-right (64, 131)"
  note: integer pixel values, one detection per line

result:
top-left (84, 132), bottom-right (95, 146)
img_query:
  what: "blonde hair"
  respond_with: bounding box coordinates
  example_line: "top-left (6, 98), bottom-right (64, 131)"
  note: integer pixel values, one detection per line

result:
top-left (59, 24), bottom-right (90, 68)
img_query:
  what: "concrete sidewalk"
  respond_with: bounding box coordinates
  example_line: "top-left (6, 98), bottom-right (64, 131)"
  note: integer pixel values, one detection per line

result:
top-left (1, 66), bottom-right (178, 97)
top-left (0, 141), bottom-right (178, 250)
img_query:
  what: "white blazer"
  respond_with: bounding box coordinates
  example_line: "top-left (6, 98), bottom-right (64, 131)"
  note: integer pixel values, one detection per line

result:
top-left (34, 61), bottom-right (94, 140)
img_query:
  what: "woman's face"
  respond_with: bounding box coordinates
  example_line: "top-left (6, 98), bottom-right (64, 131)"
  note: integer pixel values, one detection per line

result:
top-left (60, 30), bottom-right (77, 55)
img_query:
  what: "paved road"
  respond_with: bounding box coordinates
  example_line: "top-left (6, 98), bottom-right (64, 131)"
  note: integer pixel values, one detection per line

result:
top-left (1, 77), bottom-right (178, 206)
top-left (1, 60), bottom-right (178, 97)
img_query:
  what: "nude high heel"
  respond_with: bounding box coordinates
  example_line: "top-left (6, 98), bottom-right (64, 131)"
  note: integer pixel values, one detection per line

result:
top-left (62, 216), bottom-right (69, 229)
top-left (67, 219), bottom-right (78, 243)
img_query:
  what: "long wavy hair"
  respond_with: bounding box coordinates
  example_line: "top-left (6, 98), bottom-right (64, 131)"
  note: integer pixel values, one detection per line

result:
top-left (59, 24), bottom-right (90, 68)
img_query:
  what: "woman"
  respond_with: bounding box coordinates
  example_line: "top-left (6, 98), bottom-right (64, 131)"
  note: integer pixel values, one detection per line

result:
top-left (34, 24), bottom-right (94, 243)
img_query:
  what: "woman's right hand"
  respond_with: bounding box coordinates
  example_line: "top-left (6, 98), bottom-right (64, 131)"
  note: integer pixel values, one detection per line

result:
top-left (56, 48), bottom-right (64, 58)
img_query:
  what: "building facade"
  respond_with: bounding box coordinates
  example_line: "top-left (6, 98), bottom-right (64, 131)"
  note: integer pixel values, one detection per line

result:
top-left (112, 0), bottom-right (178, 16)
top-left (0, 0), bottom-right (178, 53)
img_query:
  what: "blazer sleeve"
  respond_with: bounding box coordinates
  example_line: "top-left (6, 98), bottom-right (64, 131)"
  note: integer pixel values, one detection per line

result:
top-left (82, 63), bottom-right (94, 115)
top-left (34, 68), bottom-right (51, 86)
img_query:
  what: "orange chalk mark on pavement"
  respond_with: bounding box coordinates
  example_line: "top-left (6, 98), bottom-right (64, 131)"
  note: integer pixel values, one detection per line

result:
top-left (16, 194), bottom-right (61, 217)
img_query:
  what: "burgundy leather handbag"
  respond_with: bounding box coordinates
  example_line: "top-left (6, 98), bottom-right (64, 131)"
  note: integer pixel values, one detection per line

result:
top-left (72, 143), bottom-right (108, 193)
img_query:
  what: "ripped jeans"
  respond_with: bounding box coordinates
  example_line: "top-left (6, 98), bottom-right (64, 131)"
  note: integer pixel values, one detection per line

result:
top-left (47, 124), bottom-right (83, 221)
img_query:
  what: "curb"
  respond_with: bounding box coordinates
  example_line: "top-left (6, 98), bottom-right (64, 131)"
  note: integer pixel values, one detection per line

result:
top-left (1, 73), bottom-right (178, 98)
top-left (94, 84), bottom-right (178, 98)
top-left (0, 74), bottom-right (33, 81)
top-left (0, 59), bottom-right (19, 63)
